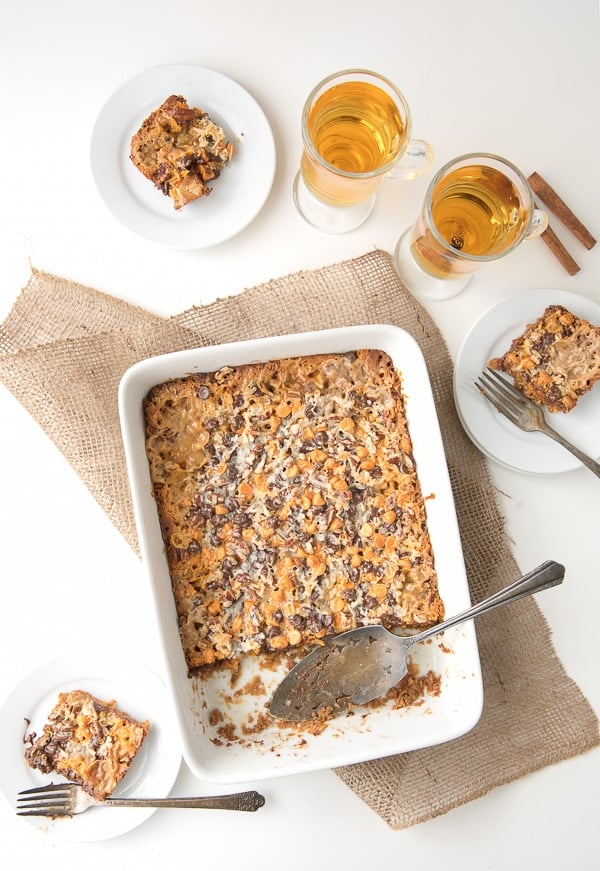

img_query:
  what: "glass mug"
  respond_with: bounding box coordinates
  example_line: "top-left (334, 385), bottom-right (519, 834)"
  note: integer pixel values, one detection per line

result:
top-left (293, 69), bottom-right (433, 233)
top-left (393, 153), bottom-right (548, 300)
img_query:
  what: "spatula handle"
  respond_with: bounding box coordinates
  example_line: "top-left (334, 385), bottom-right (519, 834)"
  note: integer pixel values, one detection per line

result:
top-left (412, 560), bottom-right (565, 645)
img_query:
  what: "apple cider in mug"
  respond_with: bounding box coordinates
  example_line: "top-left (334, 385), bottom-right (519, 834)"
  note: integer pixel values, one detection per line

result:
top-left (302, 80), bottom-right (407, 206)
top-left (412, 164), bottom-right (530, 279)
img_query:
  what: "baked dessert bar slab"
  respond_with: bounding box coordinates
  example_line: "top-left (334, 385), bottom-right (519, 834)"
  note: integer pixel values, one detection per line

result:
top-left (144, 350), bottom-right (444, 672)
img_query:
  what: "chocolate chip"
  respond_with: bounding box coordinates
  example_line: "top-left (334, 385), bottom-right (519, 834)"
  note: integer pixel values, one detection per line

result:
top-left (187, 540), bottom-right (202, 553)
top-left (288, 614), bottom-right (306, 629)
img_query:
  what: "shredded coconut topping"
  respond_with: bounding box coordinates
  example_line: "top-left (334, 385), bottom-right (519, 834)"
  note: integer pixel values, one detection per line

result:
top-left (143, 350), bottom-right (443, 671)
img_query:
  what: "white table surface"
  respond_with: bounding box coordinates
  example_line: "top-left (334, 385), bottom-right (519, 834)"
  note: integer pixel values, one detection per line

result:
top-left (0, 1), bottom-right (599, 868)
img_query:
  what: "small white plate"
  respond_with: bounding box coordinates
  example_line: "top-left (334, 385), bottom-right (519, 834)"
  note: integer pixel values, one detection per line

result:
top-left (0, 654), bottom-right (181, 842)
top-left (119, 324), bottom-right (483, 784)
top-left (454, 289), bottom-right (600, 475)
top-left (90, 65), bottom-right (276, 249)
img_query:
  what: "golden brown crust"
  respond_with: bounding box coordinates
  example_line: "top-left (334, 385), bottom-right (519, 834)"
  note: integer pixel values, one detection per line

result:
top-left (24, 690), bottom-right (149, 801)
top-left (130, 94), bottom-right (234, 210)
top-left (489, 305), bottom-right (600, 413)
top-left (143, 350), bottom-right (444, 672)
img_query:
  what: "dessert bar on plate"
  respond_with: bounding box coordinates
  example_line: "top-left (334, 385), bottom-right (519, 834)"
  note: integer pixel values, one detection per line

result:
top-left (130, 94), bottom-right (234, 210)
top-left (489, 304), bottom-right (600, 413)
top-left (25, 689), bottom-right (149, 801)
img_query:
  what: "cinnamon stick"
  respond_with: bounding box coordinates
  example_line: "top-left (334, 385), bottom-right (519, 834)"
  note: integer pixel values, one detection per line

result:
top-left (538, 221), bottom-right (580, 276)
top-left (528, 171), bottom-right (596, 250)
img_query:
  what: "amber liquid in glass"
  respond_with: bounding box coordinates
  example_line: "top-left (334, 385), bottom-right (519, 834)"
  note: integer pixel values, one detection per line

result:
top-left (302, 80), bottom-right (406, 206)
top-left (412, 164), bottom-right (529, 278)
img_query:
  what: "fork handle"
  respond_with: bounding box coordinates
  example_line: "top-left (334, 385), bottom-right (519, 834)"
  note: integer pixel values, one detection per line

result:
top-left (105, 790), bottom-right (265, 812)
top-left (537, 421), bottom-right (600, 478)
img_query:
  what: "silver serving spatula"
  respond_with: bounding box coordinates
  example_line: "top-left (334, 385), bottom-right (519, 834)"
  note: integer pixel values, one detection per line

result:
top-left (269, 560), bottom-right (565, 721)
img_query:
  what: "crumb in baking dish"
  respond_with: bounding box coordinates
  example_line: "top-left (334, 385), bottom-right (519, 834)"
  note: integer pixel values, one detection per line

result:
top-left (488, 304), bottom-right (600, 412)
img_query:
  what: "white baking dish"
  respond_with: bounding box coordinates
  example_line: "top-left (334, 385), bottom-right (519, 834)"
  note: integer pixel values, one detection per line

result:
top-left (118, 324), bottom-right (483, 783)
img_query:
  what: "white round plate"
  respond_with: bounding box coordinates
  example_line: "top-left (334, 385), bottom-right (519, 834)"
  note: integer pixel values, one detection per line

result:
top-left (0, 654), bottom-right (181, 842)
top-left (90, 65), bottom-right (276, 249)
top-left (453, 289), bottom-right (600, 475)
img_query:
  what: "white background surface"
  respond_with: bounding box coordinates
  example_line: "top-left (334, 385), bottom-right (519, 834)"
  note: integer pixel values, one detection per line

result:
top-left (0, 1), bottom-right (598, 868)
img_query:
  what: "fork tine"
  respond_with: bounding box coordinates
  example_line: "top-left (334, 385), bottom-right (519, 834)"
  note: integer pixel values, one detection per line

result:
top-left (18, 783), bottom-right (71, 797)
top-left (477, 376), bottom-right (524, 418)
top-left (17, 801), bottom-right (69, 816)
top-left (483, 367), bottom-right (529, 404)
top-left (479, 371), bottom-right (525, 413)
top-left (17, 799), bottom-right (70, 816)
top-left (475, 377), bottom-right (520, 422)
top-left (17, 782), bottom-right (73, 816)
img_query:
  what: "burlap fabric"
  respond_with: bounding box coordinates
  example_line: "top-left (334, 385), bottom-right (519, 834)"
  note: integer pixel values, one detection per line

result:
top-left (0, 251), bottom-right (597, 829)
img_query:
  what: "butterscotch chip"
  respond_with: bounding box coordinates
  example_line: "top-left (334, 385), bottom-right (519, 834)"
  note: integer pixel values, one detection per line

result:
top-left (489, 305), bottom-right (600, 412)
top-left (143, 350), bottom-right (444, 672)
top-left (24, 690), bottom-right (149, 801)
top-left (130, 94), bottom-right (234, 210)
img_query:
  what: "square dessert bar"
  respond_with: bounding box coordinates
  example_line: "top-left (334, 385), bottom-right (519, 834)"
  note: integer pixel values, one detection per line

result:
top-left (143, 350), bottom-right (444, 672)
top-left (489, 304), bottom-right (600, 413)
top-left (130, 94), bottom-right (234, 210)
top-left (25, 690), bottom-right (149, 801)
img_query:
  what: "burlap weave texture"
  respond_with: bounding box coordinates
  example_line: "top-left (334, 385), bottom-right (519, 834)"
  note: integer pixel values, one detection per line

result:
top-left (0, 251), bottom-right (597, 829)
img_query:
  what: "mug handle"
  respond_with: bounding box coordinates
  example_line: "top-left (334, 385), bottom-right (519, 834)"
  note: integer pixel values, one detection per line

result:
top-left (388, 139), bottom-right (434, 180)
top-left (525, 207), bottom-right (548, 239)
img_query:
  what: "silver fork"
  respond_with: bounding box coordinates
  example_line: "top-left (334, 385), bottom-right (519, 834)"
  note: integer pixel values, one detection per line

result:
top-left (475, 367), bottom-right (600, 478)
top-left (17, 782), bottom-right (266, 817)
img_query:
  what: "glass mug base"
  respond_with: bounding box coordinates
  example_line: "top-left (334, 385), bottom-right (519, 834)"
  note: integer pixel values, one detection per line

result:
top-left (293, 172), bottom-right (375, 234)
top-left (393, 229), bottom-right (472, 301)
